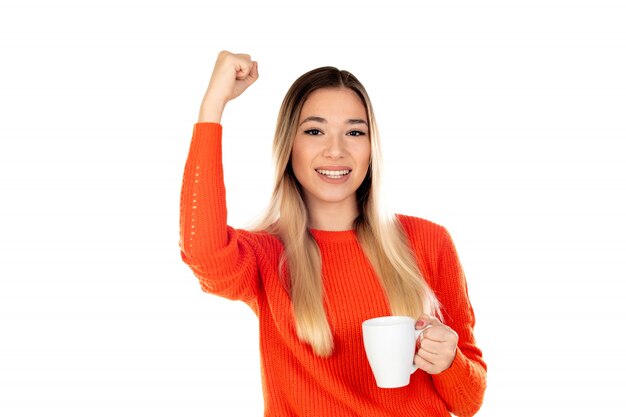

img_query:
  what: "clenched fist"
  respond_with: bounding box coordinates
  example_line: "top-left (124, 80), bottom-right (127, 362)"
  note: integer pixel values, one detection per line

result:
top-left (198, 50), bottom-right (259, 123)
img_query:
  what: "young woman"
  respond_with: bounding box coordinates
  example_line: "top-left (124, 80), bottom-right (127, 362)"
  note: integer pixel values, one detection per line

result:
top-left (180, 50), bottom-right (487, 416)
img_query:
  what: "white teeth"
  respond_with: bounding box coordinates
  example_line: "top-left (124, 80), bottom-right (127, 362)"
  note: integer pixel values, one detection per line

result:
top-left (316, 169), bottom-right (350, 177)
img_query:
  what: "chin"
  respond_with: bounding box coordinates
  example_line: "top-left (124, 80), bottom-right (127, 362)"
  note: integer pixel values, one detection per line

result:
top-left (315, 192), bottom-right (357, 205)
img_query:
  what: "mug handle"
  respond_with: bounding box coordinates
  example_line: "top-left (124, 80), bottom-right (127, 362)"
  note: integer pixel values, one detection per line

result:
top-left (411, 325), bottom-right (432, 374)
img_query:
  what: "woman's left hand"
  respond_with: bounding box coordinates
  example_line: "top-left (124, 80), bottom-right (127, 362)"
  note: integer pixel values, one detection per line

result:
top-left (414, 314), bottom-right (459, 374)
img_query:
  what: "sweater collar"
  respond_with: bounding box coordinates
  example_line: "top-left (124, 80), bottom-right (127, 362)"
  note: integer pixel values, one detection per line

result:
top-left (308, 228), bottom-right (357, 243)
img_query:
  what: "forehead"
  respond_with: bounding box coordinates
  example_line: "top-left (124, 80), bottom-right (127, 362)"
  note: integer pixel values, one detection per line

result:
top-left (299, 88), bottom-right (366, 118)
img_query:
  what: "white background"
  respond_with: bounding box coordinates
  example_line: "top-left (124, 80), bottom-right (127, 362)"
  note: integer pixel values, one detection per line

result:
top-left (1, 0), bottom-right (625, 415)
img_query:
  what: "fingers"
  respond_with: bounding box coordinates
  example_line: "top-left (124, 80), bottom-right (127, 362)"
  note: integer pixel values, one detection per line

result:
top-left (413, 314), bottom-right (459, 374)
top-left (414, 339), bottom-right (458, 375)
top-left (422, 325), bottom-right (457, 343)
top-left (419, 338), bottom-right (441, 354)
top-left (238, 60), bottom-right (259, 86)
top-left (413, 353), bottom-right (437, 374)
top-left (249, 61), bottom-right (259, 81)
top-left (234, 56), bottom-right (255, 80)
top-left (419, 338), bottom-right (457, 358)
top-left (416, 347), bottom-right (438, 364)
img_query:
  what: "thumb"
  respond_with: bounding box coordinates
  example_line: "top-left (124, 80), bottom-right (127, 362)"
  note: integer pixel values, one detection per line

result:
top-left (415, 313), bottom-right (442, 330)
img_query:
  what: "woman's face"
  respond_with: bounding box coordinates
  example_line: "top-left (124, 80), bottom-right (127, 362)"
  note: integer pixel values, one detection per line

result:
top-left (291, 87), bottom-right (371, 212)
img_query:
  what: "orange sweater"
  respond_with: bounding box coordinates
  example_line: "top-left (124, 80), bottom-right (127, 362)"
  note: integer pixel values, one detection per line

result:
top-left (180, 123), bottom-right (487, 417)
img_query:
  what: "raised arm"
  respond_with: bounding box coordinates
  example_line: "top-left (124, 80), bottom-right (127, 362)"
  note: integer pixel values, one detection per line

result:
top-left (179, 51), bottom-right (261, 302)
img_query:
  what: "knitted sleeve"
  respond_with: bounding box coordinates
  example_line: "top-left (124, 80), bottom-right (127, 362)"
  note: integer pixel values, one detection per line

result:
top-left (431, 227), bottom-right (487, 417)
top-left (179, 123), bottom-right (259, 302)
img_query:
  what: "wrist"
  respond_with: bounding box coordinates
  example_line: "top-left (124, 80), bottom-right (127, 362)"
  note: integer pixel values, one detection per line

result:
top-left (198, 95), bottom-right (226, 123)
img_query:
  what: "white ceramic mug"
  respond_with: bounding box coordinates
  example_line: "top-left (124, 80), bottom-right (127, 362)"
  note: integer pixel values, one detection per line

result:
top-left (362, 316), bottom-right (426, 388)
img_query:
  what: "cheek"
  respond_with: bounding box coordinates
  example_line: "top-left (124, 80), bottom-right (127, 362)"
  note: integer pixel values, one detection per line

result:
top-left (357, 144), bottom-right (372, 171)
top-left (356, 147), bottom-right (372, 184)
top-left (290, 142), bottom-right (308, 179)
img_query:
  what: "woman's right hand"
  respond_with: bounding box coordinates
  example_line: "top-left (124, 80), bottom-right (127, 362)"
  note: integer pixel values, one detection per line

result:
top-left (198, 50), bottom-right (259, 123)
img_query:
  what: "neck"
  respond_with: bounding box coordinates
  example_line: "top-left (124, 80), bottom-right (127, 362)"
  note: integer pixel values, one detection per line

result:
top-left (306, 197), bottom-right (359, 231)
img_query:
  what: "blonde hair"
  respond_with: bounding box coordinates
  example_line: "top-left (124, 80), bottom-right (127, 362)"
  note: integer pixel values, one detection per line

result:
top-left (253, 67), bottom-right (440, 357)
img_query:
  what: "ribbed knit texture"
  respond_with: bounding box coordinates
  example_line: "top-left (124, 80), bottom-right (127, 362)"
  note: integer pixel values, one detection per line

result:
top-left (180, 123), bottom-right (487, 417)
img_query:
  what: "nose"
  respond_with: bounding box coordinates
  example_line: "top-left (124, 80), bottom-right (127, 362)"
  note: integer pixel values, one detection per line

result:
top-left (322, 133), bottom-right (345, 159)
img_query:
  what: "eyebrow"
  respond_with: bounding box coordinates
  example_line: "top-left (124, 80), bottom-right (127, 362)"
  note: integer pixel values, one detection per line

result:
top-left (298, 116), bottom-right (369, 127)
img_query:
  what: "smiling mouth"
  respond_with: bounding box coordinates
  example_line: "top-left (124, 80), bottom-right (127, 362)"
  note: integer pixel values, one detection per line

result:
top-left (315, 169), bottom-right (351, 179)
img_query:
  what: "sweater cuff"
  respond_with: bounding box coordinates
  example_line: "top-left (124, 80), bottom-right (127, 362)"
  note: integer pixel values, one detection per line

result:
top-left (433, 347), bottom-right (467, 383)
top-left (431, 347), bottom-right (485, 415)
top-left (194, 122), bottom-right (222, 135)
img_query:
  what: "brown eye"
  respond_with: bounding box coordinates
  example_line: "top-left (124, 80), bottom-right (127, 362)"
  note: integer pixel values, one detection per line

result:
top-left (304, 129), bottom-right (322, 135)
top-left (348, 130), bottom-right (366, 136)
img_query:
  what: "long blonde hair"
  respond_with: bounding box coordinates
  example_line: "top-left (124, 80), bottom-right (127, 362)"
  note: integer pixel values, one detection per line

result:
top-left (253, 67), bottom-right (440, 357)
